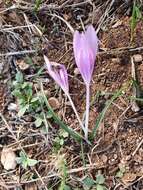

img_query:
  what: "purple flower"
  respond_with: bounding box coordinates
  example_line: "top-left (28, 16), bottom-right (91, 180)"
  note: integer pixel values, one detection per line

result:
top-left (44, 55), bottom-right (69, 94)
top-left (73, 25), bottom-right (98, 85)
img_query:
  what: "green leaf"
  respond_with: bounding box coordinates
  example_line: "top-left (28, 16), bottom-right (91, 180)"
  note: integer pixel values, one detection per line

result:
top-left (116, 171), bottom-right (124, 178)
top-left (92, 89), bottom-right (123, 139)
top-left (120, 167), bottom-right (126, 173)
top-left (41, 83), bottom-right (84, 143)
top-left (59, 129), bottom-right (69, 138)
top-left (64, 185), bottom-right (71, 190)
top-left (83, 176), bottom-right (95, 190)
top-left (15, 157), bottom-right (22, 164)
top-left (17, 151), bottom-right (38, 169)
top-left (96, 184), bottom-right (105, 190)
top-left (96, 174), bottom-right (105, 185)
top-left (130, 3), bottom-right (142, 42)
top-left (46, 111), bottom-right (53, 119)
top-left (18, 105), bottom-right (29, 117)
top-left (19, 151), bottom-right (27, 159)
top-left (116, 166), bottom-right (125, 178)
top-left (31, 97), bottom-right (39, 103)
top-left (35, 117), bottom-right (43, 127)
top-left (16, 71), bottom-right (23, 83)
top-left (22, 160), bottom-right (28, 169)
top-left (25, 56), bottom-right (33, 65)
top-left (22, 82), bottom-right (29, 89)
top-left (41, 126), bottom-right (49, 134)
top-left (60, 138), bottom-right (64, 146)
top-left (17, 151), bottom-right (28, 169)
top-left (12, 89), bottom-right (21, 97)
top-left (59, 180), bottom-right (65, 190)
top-left (27, 158), bottom-right (38, 167)
top-left (62, 131), bottom-right (69, 138)
top-left (135, 5), bottom-right (142, 19)
top-left (34, 0), bottom-right (42, 12)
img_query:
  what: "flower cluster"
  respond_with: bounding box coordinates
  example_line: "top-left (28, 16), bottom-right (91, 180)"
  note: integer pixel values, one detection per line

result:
top-left (44, 25), bottom-right (99, 140)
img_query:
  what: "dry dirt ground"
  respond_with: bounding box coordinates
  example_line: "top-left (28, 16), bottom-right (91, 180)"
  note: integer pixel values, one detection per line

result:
top-left (0, 0), bottom-right (143, 190)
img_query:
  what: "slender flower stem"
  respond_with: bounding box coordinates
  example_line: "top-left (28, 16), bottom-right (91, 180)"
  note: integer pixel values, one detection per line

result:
top-left (66, 93), bottom-right (85, 133)
top-left (85, 84), bottom-right (90, 140)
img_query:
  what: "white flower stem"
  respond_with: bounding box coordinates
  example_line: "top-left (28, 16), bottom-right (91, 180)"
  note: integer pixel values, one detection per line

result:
top-left (66, 93), bottom-right (85, 133)
top-left (85, 84), bottom-right (90, 140)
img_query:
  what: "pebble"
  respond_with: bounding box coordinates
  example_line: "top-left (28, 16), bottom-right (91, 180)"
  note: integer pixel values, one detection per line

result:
top-left (8, 103), bottom-right (18, 111)
top-left (16, 59), bottom-right (29, 70)
top-left (133, 54), bottom-right (142, 63)
top-left (111, 58), bottom-right (120, 64)
top-left (101, 155), bottom-right (108, 163)
top-left (1, 148), bottom-right (17, 170)
top-left (48, 97), bottom-right (60, 110)
top-left (113, 154), bottom-right (118, 159)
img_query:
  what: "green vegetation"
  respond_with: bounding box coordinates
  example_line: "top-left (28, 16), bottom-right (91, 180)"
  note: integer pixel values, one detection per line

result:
top-left (16, 151), bottom-right (38, 169)
top-left (82, 173), bottom-right (106, 190)
top-left (130, 2), bottom-right (142, 42)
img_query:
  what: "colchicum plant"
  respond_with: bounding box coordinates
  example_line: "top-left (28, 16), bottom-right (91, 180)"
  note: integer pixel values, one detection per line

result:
top-left (44, 25), bottom-right (99, 140)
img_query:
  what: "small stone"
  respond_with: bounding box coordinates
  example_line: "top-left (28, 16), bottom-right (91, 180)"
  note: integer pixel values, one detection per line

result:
top-left (101, 67), bottom-right (105, 72)
top-left (106, 68), bottom-right (111, 72)
top-left (131, 102), bottom-right (140, 112)
top-left (48, 97), bottom-right (60, 110)
top-left (44, 90), bottom-right (51, 97)
top-left (1, 148), bottom-right (17, 170)
top-left (113, 154), bottom-right (118, 159)
top-left (25, 183), bottom-right (38, 190)
top-left (101, 155), bottom-right (108, 163)
top-left (74, 68), bottom-right (80, 76)
top-left (16, 59), bottom-right (29, 70)
top-left (121, 173), bottom-right (137, 184)
top-left (8, 103), bottom-right (18, 111)
top-left (133, 54), bottom-right (142, 63)
top-left (111, 58), bottom-right (120, 64)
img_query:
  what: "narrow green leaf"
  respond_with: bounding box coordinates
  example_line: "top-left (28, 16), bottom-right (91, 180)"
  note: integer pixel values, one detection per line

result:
top-left (92, 89), bottom-right (123, 139)
top-left (41, 83), bottom-right (84, 143)
top-left (16, 71), bottom-right (23, 83)
top-left (31, 97), bottom-right (39, 102)
top-left (130, 3), bottom-right (142, 42)
top-left (18, 105), bottom-right (29, 117)
top-left (34, 0), bottom-right (42, 12)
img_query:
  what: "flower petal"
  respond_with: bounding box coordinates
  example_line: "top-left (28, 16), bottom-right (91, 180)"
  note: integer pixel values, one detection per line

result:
top-left (73, 31), bottom-right (82, 68)
top-left (78, 48), bottom-right (94, 84)
top-left (59, 64), bottom-right (69, 92)
top-left (85, 25), bottom-right (98, 60)
top-left (73, 25), bottom-right (99, 84)
top-left (44, 55), bottom-right (69, 93)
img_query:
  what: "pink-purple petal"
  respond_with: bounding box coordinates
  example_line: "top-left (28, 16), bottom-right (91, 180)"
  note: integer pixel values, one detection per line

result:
top-left (44, 56), bottom-right (69, 93)
top-left (59, 65), bottom-right (69, 92)
top-left (73, 31), bottom-right (82, 67)
top-left (85, 25), bottom-right (98, 60)
top-left (73, 25), bottom-right (98, 84)
top-left (78, 48), bottom-right (94, 84)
